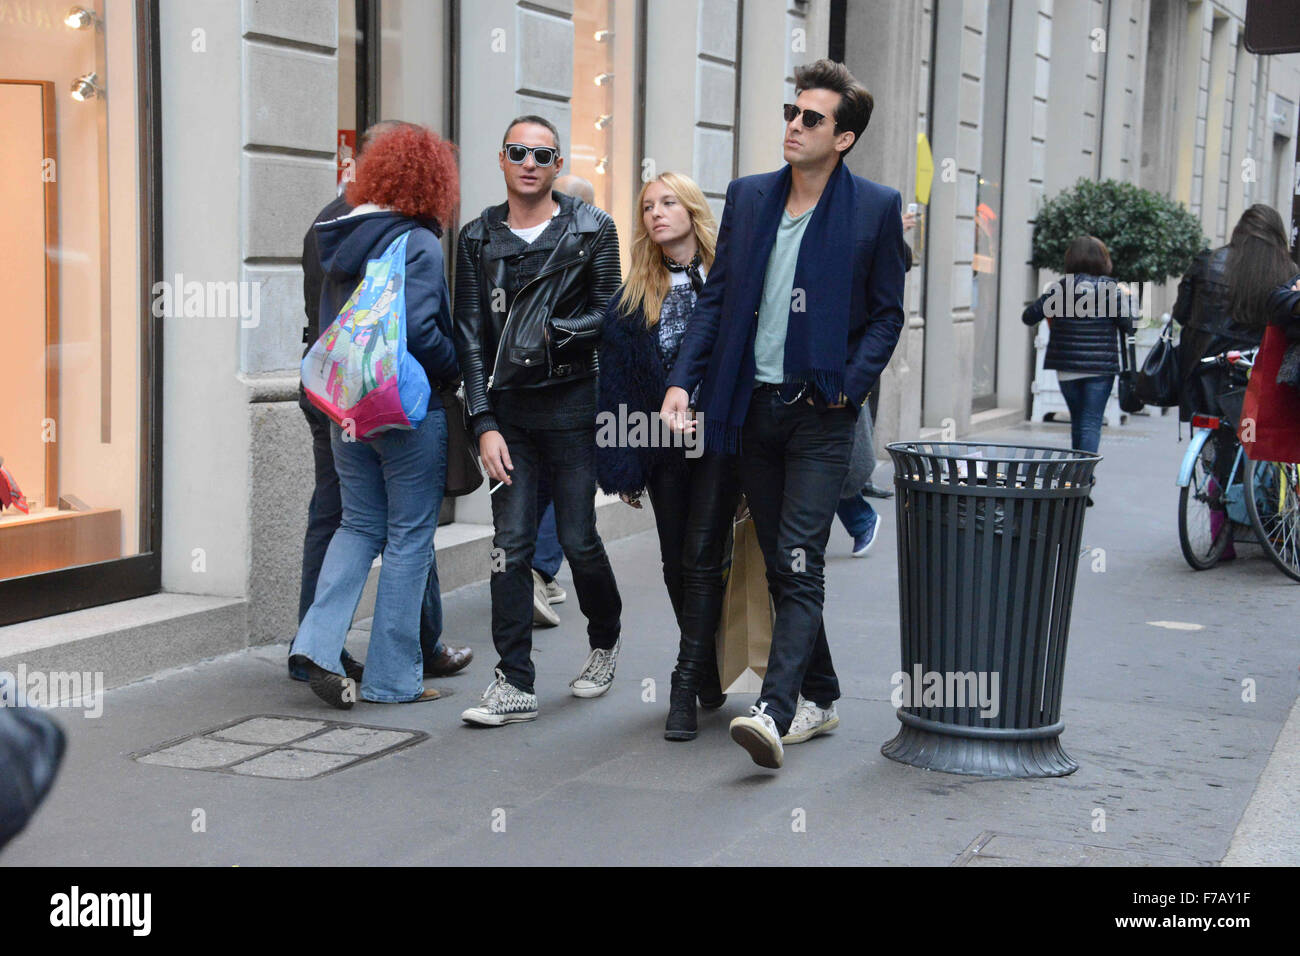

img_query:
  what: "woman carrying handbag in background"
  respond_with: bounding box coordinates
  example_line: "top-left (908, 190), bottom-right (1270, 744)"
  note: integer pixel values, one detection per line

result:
top-left (1022, 235), bottom-right (1136, 505)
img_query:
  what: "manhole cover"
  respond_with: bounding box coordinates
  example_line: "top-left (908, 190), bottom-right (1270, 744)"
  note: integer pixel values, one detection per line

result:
top-left (131, 714), bottom-right (426, 779)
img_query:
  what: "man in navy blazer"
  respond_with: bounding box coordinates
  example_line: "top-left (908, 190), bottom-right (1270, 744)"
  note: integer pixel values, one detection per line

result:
top-left (662, 58), bottom-right (907, 770)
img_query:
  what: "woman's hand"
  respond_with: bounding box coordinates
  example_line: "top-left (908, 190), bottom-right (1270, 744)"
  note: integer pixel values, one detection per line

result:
top-left (660, 386), bottom-right (695, 433)
top-left (619, 492), bottom-right (643, 509)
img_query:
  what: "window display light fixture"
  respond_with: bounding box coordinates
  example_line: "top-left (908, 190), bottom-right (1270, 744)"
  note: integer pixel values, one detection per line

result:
top-left (64, 5), bottom-right (98, 29)
top-left (594, 114), bottom-right (611, 130)
top-left (70, 71), bottom-right (102, 102)
top-left (593, 72), bottom-right (613, 86)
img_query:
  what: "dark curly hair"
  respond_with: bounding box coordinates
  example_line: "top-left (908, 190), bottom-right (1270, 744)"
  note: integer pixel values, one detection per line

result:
top-left (346, 124), bottom-right (458, 224)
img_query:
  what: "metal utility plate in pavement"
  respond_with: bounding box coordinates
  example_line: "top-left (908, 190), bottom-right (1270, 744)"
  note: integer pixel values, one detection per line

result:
top-left (131, 714), bottom-right (428, 780)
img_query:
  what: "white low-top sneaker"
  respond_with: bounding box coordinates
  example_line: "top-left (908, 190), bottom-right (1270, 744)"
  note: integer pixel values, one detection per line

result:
top-left (782, 695), bottom-right (839, 744)
top-left (729, 702), bottom-right (784, 769)
top-left (542, 577), bottom-right (566, 604)
top-left (532, 571), bottom-right (561, 628)
top-left (569, 638), bottom-right (620, 698)
top-left (461, 669), bottom-right (539, 726)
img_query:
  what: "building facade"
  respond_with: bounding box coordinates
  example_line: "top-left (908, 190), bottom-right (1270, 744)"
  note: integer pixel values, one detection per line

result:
top-left (2, 0), bottom-right (1297, 685)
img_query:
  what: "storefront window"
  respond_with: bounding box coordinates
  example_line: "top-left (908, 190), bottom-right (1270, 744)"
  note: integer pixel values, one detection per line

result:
top-left (971, 0), bottom-right (1010, 410)
top-left (337, 0), bottom-right (379, 184)
top-left (0, 0), bottom-right (158, 619)
top-left (571, 0), bottom-right (616, 214)
top-left (570, 0), bottom-right (640, 262)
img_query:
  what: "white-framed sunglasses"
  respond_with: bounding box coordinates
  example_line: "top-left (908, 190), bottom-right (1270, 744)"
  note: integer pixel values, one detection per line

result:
top-left (503, 143), bottom-right (559, 167)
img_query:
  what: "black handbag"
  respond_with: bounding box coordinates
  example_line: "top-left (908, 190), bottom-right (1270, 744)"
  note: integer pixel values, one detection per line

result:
top-left (440, 383), bottom-right (485, 498)
top-left (0, 700), bottom-right (66, 850)
top-left (1135, 319), bottom-right (1181, 407)
top-left (1117, 330), bottom-right (1145, 413)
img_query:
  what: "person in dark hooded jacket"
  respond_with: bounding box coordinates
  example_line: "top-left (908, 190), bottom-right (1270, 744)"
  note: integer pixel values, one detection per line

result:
top-left (290, 124), bottom-right (460, 708)
top-left (294, 121), bottom-right (472, 687)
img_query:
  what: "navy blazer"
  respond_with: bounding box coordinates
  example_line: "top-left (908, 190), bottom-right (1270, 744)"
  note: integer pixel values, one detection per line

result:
top-left (667, 166), bottom-right (907, 410)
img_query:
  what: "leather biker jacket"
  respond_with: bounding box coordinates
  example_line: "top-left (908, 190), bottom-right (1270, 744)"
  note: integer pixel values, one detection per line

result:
top-left (453, 191), bottom-right (621, 431)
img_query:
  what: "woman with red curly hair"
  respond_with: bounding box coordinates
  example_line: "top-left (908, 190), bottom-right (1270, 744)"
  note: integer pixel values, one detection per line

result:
top-left (291, 123), bottom-right (462, 709)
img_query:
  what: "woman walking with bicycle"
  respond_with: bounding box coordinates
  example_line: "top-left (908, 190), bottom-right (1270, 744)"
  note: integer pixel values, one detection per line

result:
top-left (1174, 204), bottom-right (1300, 579)
top-left (1172, 206), bottom-right (1276, 562)
top-left (1023, 235), bottom-right (1135, 505)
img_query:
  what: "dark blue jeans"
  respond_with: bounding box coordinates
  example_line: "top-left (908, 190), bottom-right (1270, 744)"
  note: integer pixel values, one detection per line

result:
top-left (490, 420), bottom-right (622, 693)
top-left (533, 474), bottom-right (563, 580)
top-left (740, 388), bottom-right (856, 735)
top-left (299, 405), bottom-right (445, 670)
top-left (835, 492), bottom-right (877, 538)
top-left (292, 408), bottom-right (447, 702)
top-left (1057, 374), bottom-right (1114, 454)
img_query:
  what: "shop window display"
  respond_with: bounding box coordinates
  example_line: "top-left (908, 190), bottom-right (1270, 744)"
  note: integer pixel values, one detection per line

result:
top-left (0, 1), bottom-right (152, 588)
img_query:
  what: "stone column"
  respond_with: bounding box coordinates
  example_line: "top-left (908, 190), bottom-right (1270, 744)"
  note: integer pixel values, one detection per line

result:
top-left (238, 0), bottom-right (339, 644)
top-left (840, 0), bottom-right (926, 448)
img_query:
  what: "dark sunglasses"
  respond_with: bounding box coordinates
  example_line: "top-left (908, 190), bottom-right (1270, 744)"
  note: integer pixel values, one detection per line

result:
top-left (503, 143), bottom-right (559, 166)
top-left (783, 104), bottom-right (837, 130)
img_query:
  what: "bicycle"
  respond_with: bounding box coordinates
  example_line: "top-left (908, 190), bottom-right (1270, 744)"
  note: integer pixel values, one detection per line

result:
top-left (1176, 347), bottom-right (1300, 581)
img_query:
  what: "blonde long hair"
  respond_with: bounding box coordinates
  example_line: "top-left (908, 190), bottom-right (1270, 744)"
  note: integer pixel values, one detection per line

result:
top-left (617, 172), bottom-right (717, 328)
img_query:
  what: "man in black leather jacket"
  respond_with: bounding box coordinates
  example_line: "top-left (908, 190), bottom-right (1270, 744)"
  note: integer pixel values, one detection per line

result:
top-left (453, 115), bottom-right (623, 726)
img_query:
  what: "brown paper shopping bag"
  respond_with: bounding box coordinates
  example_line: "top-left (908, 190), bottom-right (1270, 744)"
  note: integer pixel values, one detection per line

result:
top-left (716, 515), bottom-right (773, 694)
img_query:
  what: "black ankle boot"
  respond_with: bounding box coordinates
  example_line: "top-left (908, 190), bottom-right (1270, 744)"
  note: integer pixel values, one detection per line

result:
top-left (697, 667), bottom-right (727, 710)
top-left (665, 679), bottom-right (698, 741)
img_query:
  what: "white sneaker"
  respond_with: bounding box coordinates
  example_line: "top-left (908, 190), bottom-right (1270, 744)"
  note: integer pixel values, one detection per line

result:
top-left (782, 695), bottom-right (839, 744)
top-left (460, 669), bottom-right (539, 726)
top-left (729, 702), bottom-right (784, 769)
top-left (569, 638), bottom-right (620, 698)
top-left (532, 571), bottom-right (561, 627)
top-left (539, 573), bottom-right (566, 604)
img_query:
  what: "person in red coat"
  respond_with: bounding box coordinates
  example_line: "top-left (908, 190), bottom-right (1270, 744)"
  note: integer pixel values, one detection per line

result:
top-left (1257, 272), bottom-right (1300, 464)
top-left (1223, 204), bottom-right (1300, 463)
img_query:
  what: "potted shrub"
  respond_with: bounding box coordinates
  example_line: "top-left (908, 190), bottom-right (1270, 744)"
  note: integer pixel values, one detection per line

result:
top-left (1031, 177), bottom-right (1207, 292)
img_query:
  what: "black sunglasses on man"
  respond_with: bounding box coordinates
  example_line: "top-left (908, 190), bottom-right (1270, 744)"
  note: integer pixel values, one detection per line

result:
top-left (783, 103), bottom-right (838, 131)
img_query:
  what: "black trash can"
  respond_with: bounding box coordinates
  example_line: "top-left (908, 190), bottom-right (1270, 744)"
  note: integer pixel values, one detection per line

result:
top-left (882, 441), bottom-right (1100, 778)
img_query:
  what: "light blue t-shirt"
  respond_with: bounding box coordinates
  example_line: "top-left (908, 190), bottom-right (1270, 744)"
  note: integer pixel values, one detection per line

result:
top-left (754, 206), bottom-right (814, 384)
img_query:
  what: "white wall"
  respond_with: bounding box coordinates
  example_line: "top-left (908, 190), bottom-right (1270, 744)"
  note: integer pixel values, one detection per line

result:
top-left (159, 0), bottom-right (249, 597)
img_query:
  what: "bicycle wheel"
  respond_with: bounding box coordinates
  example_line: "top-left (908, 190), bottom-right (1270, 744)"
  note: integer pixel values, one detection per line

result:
top-left (1243, 458), bottom-right (1300, 582)
top-left (1178, 437), bottom-right (1232, 570)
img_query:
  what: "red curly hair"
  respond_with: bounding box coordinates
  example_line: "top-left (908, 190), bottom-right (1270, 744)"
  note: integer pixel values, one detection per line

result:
top-left (346, 124), bottom-right (458, 224)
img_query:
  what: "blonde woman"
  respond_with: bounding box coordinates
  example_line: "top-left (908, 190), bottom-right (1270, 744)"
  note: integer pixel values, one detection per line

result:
top-left (596, 172), bottom-right (741, 741)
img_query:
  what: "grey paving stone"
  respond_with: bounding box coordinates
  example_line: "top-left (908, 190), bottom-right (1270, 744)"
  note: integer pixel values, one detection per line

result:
top-left (211, 717), bottom-right (326, 745)
top-left (137, 737), bottom-right (268, 770)
top-left (294, 726), bottom-right (415, 755)
top-left (229, 748), bottom-right (358, 779)
top-left (958, 832), bottom-right (1212, 867)
top-left (5, 414), bottom-right (1296, 866)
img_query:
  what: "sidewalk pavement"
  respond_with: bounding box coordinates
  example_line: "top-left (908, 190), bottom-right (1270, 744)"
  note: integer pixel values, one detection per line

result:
top-left (2, 412), bottom-right (1296, 866)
